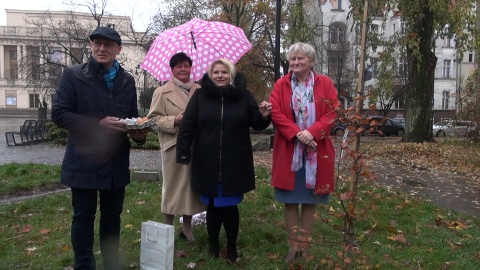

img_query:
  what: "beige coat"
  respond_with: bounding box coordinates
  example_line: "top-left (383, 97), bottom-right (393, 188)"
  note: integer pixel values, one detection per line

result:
top-left (148, 80), bottom-right (205, 215)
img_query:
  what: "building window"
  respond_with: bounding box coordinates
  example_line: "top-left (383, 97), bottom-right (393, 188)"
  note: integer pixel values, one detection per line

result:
top-left (71, 48), bottom-right (85, 64)
top-left (398, 58), bottom-right (408, 78)
top-left (468, 53), bottom-right (474, 63)
top-left (328, 57), bottom-right (342, 77)
top-left (329, 26), bottom-right (344, 44)
top-left (29, 94), bottom-right (40, 108)
top-left (442, 91), bottom-right (450, 109)
top-left (332, 0), bottom-right (342, 9)
top-left (444, 37), bottom-right (452, 47)
top-left (443, 60), bottom-right (451, 78)
top-left (393, 96), bottom-right (405, 109)
top-left (371, 24), bottom-right (380, 35)
top-left (5, 90), bottom-right (17, 107)
top-left (9, 50), bottom-right (18, 80)
top-left (369, 57), bottom-right (379, 78)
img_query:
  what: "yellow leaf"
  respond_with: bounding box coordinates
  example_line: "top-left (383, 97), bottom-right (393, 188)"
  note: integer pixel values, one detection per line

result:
top-left (62, 244), bottom-right (71, 252)
top-left (124, 224), bottom-right (134, 229)
top-left (387, 235), bottom-right (397, 241)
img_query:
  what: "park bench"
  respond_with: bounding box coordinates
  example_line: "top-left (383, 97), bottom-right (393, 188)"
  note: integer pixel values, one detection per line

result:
top-left (5, 120), bottom-right (39, 146)
top-left (34, 120), bottom-right (51, 143)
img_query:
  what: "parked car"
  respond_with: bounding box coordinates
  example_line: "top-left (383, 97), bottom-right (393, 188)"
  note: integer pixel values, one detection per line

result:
top-left (432, 120), bottom-right (477, 137)
top-left (393, 118), bottom-right (405, 127)
top-left (364, 116), bottom-right (405, 136)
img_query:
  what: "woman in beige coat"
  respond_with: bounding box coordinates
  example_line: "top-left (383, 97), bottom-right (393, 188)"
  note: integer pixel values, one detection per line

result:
top-left (148, 52), bottom-right (206, 242)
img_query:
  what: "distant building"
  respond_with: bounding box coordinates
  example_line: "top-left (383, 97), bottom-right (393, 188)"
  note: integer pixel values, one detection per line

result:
top-left (0, 9), bottom-right (148, 113)
top-left (317, 0), bottom-right (477, 122)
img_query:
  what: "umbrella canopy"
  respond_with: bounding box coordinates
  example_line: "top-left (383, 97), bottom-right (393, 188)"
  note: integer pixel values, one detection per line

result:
top-left (141, 18), bottom-right (252, 81)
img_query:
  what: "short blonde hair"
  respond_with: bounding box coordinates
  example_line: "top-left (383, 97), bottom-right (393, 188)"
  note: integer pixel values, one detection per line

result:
top-left (286, 42), bottom-right (316, 62)
top-left (207, 58), bottom-right (237, 86)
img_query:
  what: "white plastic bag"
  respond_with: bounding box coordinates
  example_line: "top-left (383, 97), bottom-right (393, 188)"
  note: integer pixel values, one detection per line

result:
top-left (140, 220), bottom-right (174, 270)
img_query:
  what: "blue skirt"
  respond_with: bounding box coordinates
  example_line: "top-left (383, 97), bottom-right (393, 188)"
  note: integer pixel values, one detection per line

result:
top-left (200, 183), bottom-right (243, 207)
top-left (274, 163), bottom-right (329, 204)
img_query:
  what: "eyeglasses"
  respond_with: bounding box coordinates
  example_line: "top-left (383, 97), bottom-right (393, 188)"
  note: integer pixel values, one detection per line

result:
top-left (93, 41), bottom-right (118, 48)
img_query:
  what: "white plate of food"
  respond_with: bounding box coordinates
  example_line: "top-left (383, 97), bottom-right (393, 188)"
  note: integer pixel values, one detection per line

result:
top-left (120, 117), bottom-right (158, 131)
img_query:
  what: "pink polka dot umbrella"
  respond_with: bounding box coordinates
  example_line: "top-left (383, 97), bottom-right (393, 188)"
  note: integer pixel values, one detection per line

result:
top-left (140, 18), bottom-right (252, 82)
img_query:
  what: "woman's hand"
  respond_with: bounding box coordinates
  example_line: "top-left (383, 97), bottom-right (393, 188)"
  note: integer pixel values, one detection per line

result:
top-left (296, 130), bottom-right (317, 148)
top-left (259, 101), bottom-right (272, 118)
top-left (174, 112), bottom-right (184, 125)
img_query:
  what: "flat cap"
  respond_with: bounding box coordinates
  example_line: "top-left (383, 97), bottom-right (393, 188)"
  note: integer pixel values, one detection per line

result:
top-left (89, 26), bottom-right (121, 45)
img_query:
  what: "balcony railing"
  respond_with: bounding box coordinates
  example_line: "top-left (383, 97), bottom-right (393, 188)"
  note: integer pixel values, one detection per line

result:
top-left (326, 42), bottom-right (350, 51)
top-left (1, 26), bottom-right (41, 37)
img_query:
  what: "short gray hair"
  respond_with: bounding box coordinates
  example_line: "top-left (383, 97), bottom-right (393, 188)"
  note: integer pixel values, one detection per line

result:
top-left (286, 42), bottom-right (316, 62)
top-left (207, 58), bottom-right (237, 86)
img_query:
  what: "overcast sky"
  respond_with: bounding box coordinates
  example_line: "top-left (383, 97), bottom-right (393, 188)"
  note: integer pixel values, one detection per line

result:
top-left (0, 0), bottom-right (160, 31)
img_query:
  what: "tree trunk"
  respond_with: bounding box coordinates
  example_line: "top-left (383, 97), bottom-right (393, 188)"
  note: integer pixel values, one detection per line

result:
top-left (404, 6), bottom-right (436, 143)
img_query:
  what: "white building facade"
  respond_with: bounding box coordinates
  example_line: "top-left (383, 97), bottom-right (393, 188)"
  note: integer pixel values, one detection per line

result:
top-left (319, 0), bottom-right (476, 122)
top-left (0, 9), bottom-right (147, 113)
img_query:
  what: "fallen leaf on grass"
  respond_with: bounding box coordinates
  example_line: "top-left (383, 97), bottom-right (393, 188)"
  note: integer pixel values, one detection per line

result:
top-left (186, 262), bottom-right (196, 268)
top-left (136, 200), bottom-right (146, 205)
top-left (26, 247), bottom-right (37, 255)
top-left (435, 217), bottom-right (470, 229)
top-left (176, 250), bottom-right (187, 258)
top-left (387, 233), bottom-right (408, 244)
top-left (22, 225), bottom-right (32, 233)
top-left (443, 261), bottom-right (454, 269)
top-left (445, 220), bottom-right (470, 229)
top-left (39, 229), bottom-right (50, 235)
top-left (62, 245), bottom-right (71, 252)
top-left (446, 239), bottom-right (460, 250)
top-left (124, 224), bottom-right (134, 229)
top-left (267, 253), bottom-right (279, 259)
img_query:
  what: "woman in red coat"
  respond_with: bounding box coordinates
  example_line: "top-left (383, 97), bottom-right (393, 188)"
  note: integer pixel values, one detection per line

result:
top-left (270, 42), bottom-right (339, 263)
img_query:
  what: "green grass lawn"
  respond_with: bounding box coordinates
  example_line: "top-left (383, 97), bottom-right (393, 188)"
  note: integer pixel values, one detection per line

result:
top-left (0, 164), bottom-right (479, 269)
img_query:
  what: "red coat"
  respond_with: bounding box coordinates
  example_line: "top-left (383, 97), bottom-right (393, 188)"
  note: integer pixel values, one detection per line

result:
top-left (270, 72), bottom-right (339, 194)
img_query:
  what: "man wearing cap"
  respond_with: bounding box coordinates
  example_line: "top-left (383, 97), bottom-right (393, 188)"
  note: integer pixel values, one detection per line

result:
top-left (52, 26), bottom-right (148, 270)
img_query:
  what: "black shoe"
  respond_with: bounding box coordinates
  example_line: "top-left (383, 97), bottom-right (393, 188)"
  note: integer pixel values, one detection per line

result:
top-left (209, 240), bottom-right (220, 258)
top-left (226, 246), bottom-right (238, 264)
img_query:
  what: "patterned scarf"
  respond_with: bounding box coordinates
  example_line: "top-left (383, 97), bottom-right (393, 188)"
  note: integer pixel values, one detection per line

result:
top-left (103, 60), bottom-right (120, 89)
top-left (291, 71), bottom-right (317, 189)
top-left (172, 77), bottom-right (194, 95)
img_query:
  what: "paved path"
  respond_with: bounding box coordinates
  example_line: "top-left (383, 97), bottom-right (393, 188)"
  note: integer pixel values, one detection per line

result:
top-left (1, 118), bottom-right (479, 217)
top-left (0, 118), bottom-right (162, 172)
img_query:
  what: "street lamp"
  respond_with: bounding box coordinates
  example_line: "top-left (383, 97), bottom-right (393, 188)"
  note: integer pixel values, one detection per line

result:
top-left (135, 64), bottom-right (147, 112)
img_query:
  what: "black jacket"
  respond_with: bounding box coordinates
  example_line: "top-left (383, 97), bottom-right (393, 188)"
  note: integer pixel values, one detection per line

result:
top-left (176, 73), bottom-right (271, 197)
top-left (51, 57), bottom-right (138, 190)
